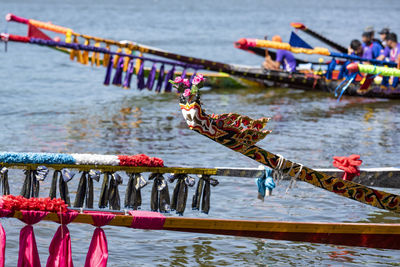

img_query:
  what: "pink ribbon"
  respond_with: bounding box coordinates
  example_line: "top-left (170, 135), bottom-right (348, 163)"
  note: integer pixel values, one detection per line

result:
top-left (0, 209), bottom-right (13, 267)
top-left (84, 212), bottom-right (115, 267)
top-left (46, 211), bottom-right (79, 267)
top-left (129, 211), bottom-right (165, 230)
top-left (18, 210), bottom-right (49, 267)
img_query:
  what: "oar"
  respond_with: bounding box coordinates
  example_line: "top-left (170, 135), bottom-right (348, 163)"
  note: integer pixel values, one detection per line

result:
top-left (291, 22), bottom-right (347, 53)
top-left (0, 33), bottom-right (324, 89)
top-left (239, 38), bottom-right (397, 67)
top-left (7, 209), bottom-right (400, 250)
top-left (5, 14), bottom-right (263, 77)
top-left (179, 92), bottom-right (400, 213)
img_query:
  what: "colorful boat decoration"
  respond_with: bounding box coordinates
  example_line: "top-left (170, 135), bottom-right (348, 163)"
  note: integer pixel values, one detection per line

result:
top-left (4, 14), bottom-right (400, 100)
top-left (178, 82), bottom-right (400, 213)
top-left (0, 151), bottom-right (400, 259)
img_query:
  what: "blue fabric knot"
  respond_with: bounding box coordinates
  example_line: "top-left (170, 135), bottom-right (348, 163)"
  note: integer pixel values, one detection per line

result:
top-left (255, 167), bottom-right (276, 198)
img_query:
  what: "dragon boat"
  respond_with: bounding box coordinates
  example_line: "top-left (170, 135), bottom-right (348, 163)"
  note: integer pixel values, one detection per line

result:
top-left (2, 14), bottom-right (400, 100)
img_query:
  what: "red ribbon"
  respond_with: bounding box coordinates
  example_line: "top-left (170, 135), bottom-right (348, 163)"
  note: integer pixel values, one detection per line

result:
top-left (332, 154), bottom-right (362, 181)
top-left (46, 211), bottom-right (79, 267)
top-left (18, 210), bottom-right (49, 267)
top-left (84, 212), bottom-right (115, 267)
top-left (0, 209), bottom-right (13, 267)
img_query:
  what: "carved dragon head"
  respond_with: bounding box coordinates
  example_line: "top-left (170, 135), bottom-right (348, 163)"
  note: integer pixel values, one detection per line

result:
top-left (179, 91), bottom-right (271, 152)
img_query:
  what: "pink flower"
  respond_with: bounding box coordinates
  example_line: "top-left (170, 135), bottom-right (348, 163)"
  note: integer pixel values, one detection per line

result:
top-left (197, 74), bottom-right (204, 81)
top-left (183, 79), bottom-right (190, 87)
top-left (183, 89), bottom-right (191, 97)
top-left (192, 76), bottom-right (202, 85)
top-left (174, 77), bottom-right (183, 83)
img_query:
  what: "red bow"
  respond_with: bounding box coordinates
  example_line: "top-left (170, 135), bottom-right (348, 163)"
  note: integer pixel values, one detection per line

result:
top-left (332, 154), bottom-right (362, 181)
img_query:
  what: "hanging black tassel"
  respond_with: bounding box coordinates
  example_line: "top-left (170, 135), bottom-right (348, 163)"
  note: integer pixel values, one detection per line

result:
top-left (31, 170), bottom-right (39, 198)
top-left (149, 173), bottom-right (170, 212)
top-left (49, 170), bottom-right (61, 199)
top-left (59, 169), bottom-right (74, 206)
top-left (146, 63), bottom-right (157, 91)
top-left (164, 65), bottom-right (175, 92)
top-left (98, 172), bottom-right (110, 208)
top-left (125, 173), bottom-right (147, 210)
top-left (20, 170), bottom-right (32, 199)
top-left (170, 174), bottom-right (195, 215)
top-left (74, 172), bottom-right (87, 208)
top-left (104, 55), bottom-right (114, 85)
top-left (108, 173), bottom-right (123, 210)
top-left (0, 167), bottom-right (10, 195)
top-left (86, 169), bottom-right (100, 209)
top-left (191, 175), bottom-right (219, 214)
top-left (192, 177), bottom-right (204, 210)
top-left (155, 64), bottom-right (165, 93)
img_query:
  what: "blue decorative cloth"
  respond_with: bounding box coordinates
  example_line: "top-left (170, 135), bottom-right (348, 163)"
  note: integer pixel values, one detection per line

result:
top-left (256, 166), bottom-right (276, 198)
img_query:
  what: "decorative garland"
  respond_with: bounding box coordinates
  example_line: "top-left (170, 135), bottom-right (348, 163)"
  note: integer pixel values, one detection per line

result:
top-left (0, 195), bottom-right (68, 212)
top-left (0, 152), bottom-right (164, 167)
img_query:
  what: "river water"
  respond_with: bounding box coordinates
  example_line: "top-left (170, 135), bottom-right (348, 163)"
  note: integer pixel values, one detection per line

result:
top-left (1, 0), bottom-right (400, 266)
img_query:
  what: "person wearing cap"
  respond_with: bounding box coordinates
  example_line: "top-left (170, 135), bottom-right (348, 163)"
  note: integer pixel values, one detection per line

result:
top-left (386, 33), bottom-right (400, 64)
top-left (263, 35), bottom-right (296, 72)
top-left (364, 26), bottom-right (383, 47)
top-left (361, 31), bottom-right (383, 60)
top-left (377, 28), bottom-right (391, 60)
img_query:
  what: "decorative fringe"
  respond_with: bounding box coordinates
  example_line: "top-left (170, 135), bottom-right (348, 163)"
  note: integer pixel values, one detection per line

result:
top-left (108, 173), bottom-right (122, 210)
top-left (103, 55), bottom-right (113, 86)
top-left (98, 173), bottom-right (110, 209)
top-left (20, 170), bottom-right (39, 198)
top-left (137, 60), bottom-right (146, 90)
top-left (113, 48), bottom-right (122, 68)
top-left (103, 45), bottom-right (111, 67)
top-left (82, 39), bottom-right (90, 65)
top-left (164, 66), bottom-right (175, 92)
top-left (181, 68), bottom-right (187, 79)
top-left (73, 172), bottom-right (87, 208)
top-left (91, 42), bottom-right (101, 66)
top-left (123, 48), bottom-right (132, 72)
top-left (192, 175), bottom-right (218, 214)
top-left (112, 57), bottom-right (124, 86)
top-left (146, 63), bottom-right (157, 90)
top-left (59, 169), bottom-right (74, 206)
top-left (149, 173), bottom-right (170, 213)
top-left (169, 174), bottom-right (195, 215)
top-left (125, 173), bottom-right (147, 210)
top-left (123, 59), bottom-right (134, 89)
top-left (155, 64), bottom-right (165, 93)
top-left (0, 168), bottom-right (10, 195)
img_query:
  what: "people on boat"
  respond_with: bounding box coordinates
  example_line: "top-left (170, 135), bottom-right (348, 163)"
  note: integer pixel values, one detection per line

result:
top-left (377, 28), bottom-right (391, 60)
top-left (348, 39), bottom-right (363, 57)
top-left (263, 35), bottom-right (296, 72)
top-left (364, 26), bottom-right (383, 47)
top-left (361, 31), bottom-right (383, 60)
top-left (386, 33), bottom-right (400, 64)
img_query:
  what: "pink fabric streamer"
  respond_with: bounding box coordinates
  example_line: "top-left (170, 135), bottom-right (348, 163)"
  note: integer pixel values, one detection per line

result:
top-left (46, 211), bottom-right (79, 267)
top-left (84, 212), bottom-right (115, 267)
top-left (129, 211), bottom-right (166, 230)
top-left (18, 210), bottom-right (49, 267)
top-left (0, 209), bottom-right (13, 267)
